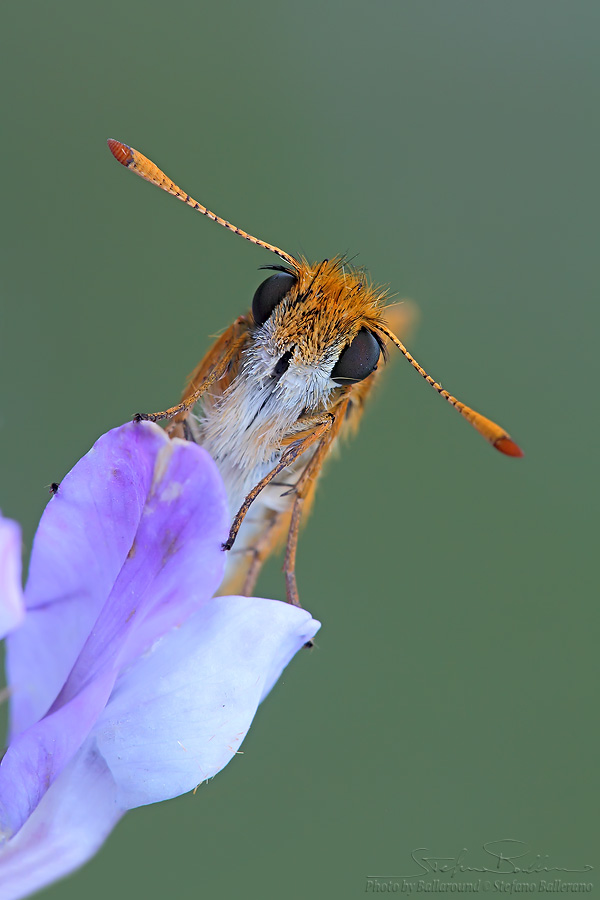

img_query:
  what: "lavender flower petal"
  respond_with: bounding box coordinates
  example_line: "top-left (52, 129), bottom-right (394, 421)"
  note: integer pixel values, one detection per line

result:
top-left (6, 422), bottom-right (166, 736)
top-left (2, 422), bottom-right (229, 837)
top-left (0, 744), bottom-right (123, 900)
top-left (0, 516), bottom-right (24, 639)
top-left (95, 595), bottom-right (320, 808)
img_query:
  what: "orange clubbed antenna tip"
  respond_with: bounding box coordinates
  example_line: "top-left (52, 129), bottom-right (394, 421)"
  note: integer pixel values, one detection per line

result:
top-left (378, 324), bottom-right (523, 458)
top-left (107, 139), bottom-right (133, 167)
top-left (493, 437), bottom-right (524, 458)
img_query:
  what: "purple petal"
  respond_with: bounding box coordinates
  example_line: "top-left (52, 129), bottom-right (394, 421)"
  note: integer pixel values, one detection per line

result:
top-left (50, 428), bottom-right (229, 710)
top-left (0, 670), bottom-right (116, 838)
top-left (0, 743), bottom-right (124, 900)
top-left (0, 516), bottom-right (24, 639)
top-left (0, 598), bottom-right (319, 897)
top-left (94, 595), bottom-right (320, 808)
top-left (7, 421), bottom-right (228, 737)
top-left (6, 422), bottom-right (165, 736)
top-left (1, 422), bottom-right (229, 837)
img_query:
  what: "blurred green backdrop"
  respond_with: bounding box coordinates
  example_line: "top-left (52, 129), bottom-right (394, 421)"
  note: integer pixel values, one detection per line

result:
top-left (1, 0), bottom-right (598, 897)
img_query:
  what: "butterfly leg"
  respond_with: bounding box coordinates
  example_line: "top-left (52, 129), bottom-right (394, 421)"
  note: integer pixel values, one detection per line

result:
top-left (223, 414), bottom-right (335, 553)
top-left (134, 321), bottom-right (248, 427)
top-left (239, 511), bottom-right (287, 596)
top-left (282, 400), bottom-right (350, 607)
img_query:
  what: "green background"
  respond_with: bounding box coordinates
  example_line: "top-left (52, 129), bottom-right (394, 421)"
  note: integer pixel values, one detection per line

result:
top-left (1, 1), bottom-right (597, 897)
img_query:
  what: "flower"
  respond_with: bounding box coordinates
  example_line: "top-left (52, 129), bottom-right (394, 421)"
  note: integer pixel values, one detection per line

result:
top-left (0, 422), bottom-right (320, 900)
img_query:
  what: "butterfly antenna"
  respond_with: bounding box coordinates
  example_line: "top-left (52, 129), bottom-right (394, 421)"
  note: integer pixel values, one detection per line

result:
top-left (379, 324), bottom-right (523, 457)
top-left (107, 140), bottom-right (298, 269)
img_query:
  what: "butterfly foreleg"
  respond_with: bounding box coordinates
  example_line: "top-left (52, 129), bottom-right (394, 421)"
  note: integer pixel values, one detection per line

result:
top-left (134, 318), bottom-right (249, 429)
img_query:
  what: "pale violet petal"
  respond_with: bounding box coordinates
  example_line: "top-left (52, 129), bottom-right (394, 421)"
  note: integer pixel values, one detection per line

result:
top-left (1, 422), bottom-right (229, 837)
top-left (0, 670), bottom-right (115, 838)
top-left (50, 432), bottom-right (228, 710)
top-left (95, 595), bottom-right (320, 809)
top-left (7, 421), bottom-right (227, 737)
top-left (6, 422), bottom-right (168, 735)
top-left (0, 743), bottom-right (123, 900)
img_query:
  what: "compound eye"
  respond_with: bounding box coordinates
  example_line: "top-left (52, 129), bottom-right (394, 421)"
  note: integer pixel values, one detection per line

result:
top-left (331, 328), bottom-right (381, 384)
top-left (252, 272), bottom-right (296, 326)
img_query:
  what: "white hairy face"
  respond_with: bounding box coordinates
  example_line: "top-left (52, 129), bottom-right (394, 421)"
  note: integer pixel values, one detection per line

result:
top-left (198, 322), bottom-right (339, 512)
